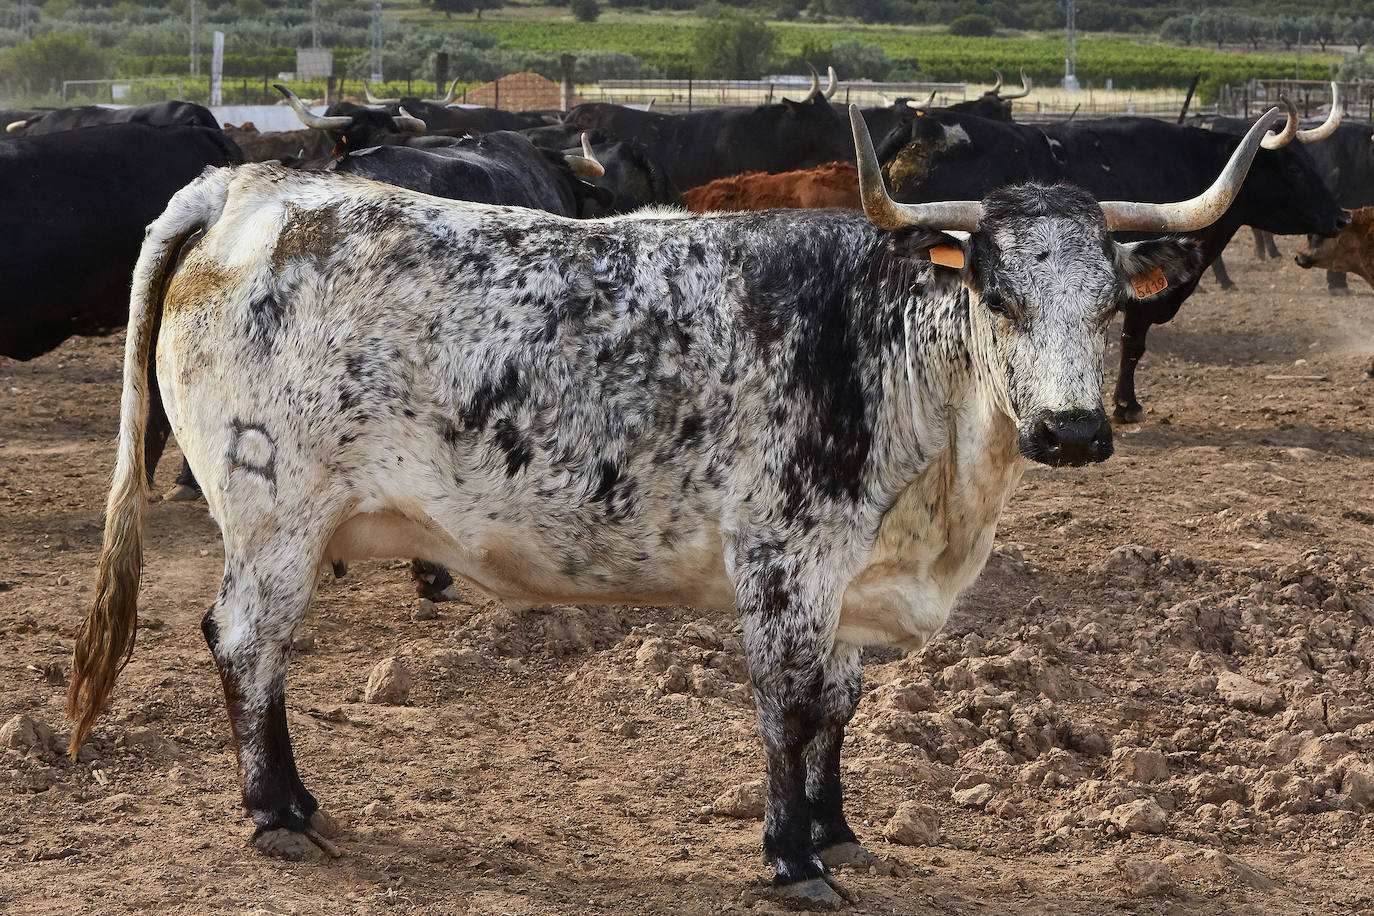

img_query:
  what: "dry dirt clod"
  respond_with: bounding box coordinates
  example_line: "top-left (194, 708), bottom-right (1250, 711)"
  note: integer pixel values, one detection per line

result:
top-left (0, 714), bottom-right (55, 755)
top-left (1120, 858), bottom-right (1177, 897)
top-left (411, 598), bottom-right (439, 621)
top-left (1110, 747), bottom-right (1169, 783)
top-left (363, 657), bottom-right (413, 705)
top-left (1110, 799), bottom-right (1168, 836)
top-left (883, 802), bottom-right (940, 847)
top-left (708, 780), bottom-right (764, 819)
top-left (1216, 671), bottom-right (1283, 714)
top-left (952, 783), bottom-right (995, 809)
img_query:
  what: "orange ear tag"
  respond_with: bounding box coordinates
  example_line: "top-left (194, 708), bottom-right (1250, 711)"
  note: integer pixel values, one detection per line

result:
top-left (928, 244), bottom-right (965, 269)
top-left (1130, 266), bottom-right (1168, 298)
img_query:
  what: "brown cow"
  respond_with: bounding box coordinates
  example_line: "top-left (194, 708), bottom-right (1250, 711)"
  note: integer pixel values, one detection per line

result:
top-left (1295, 206), bottom-right (1374, 288)
top-left (682, 161), bottom-right (858, 212)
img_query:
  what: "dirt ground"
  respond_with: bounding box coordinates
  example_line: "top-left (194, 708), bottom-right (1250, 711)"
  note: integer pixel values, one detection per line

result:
top-left (1, 238), bottom-right (1372, 916)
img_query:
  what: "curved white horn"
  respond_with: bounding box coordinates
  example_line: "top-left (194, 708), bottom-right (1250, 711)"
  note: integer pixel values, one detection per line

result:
top-left (364, 80), bottom-right (399, 105)
top-left (905, 90), bottom-right (938, 111)
top-left (393, 107), bottom-right (427, 133)
top-left (1001, 68), bottom-right (1032, 100)
top-left (990, 68), bottom-right (1004, 95)
top-left (645, 97), bottom-right (655, 111)
top-left (804, 62), bottom-right (821, 102)
top-left (430, 76), bottom-right (461, 105)
top-left (274, 84), bottom-right (352, 130)
top-left (6, 119), bottom-right (28, 134)
top-left (878, 91), bottom-right (892, 107)
top-left (824, 66), bottom-right (838, 100)
top-left (1298, 81), bottom-right (1343, 143)
top-left (1259, 98), bottom-right (1298, 150)
top-left (566, 132), bottom-right (605, 178)
top-left (849, 104), bottom-right (981, 232)
top-left (1101, 107), bottom-right (1284, 233)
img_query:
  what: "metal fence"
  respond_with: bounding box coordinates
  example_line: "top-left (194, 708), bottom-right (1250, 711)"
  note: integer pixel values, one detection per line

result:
top-left (1218, 79), bottom-right (1374, 121)
top-left (590, 79), bottom-right (967, 112)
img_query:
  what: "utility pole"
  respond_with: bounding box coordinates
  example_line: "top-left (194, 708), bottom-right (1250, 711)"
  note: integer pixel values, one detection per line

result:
top-left (370, 0), bottom-right (383, 83)
top-left (190, 0), bottom-right (200, 77)
top-left (311, 0), bottom-right (322, 49)
top-left (1061, 0), bottom-right (1078, 91)
top-left (18, 0), bottom-right (31, 42)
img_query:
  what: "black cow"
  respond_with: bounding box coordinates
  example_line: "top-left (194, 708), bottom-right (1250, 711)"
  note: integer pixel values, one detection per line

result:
top-left (878, 108), bottom-right (1346, 422)
top-left (569, 138), bottom-right (680, 216)
top-left (3, 108), bottom-right (53, 133)
top-left (0, 122), bottom-right (242, 487)
top-left (329, 130), bottom-right (607, 216)
top-left (563, 92), bottom-right (853, 191)
top-left (946, 68), bottom-right (1032, 122)
top-left (11, 101), bottom-right (219, 136)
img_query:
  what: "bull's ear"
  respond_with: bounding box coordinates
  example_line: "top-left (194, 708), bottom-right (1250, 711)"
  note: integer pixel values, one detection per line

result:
top-left (894, 229), bottom-right (968, 271)
top-left (781, 98), bottom-right (803, 118)
top-left (1113, 238), bottom-right (1204, 306)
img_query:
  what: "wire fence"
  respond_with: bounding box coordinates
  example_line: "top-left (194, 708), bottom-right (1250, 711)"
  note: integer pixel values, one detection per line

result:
top-left (1218, 79), bottom-right (1374, 121)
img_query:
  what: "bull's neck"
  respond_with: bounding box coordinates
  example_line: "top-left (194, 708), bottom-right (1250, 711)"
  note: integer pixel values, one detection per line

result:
top-left (869, 261), bottom-right (1018, 500)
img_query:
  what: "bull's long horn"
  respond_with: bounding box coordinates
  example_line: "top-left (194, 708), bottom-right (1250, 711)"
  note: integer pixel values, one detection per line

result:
top-left (645, 97), bottom-right (655, 111)
top-left (1001, 68), bottom-right (1032, 100)
top-left (566, 132), bottom-right (605, 178)
top-left (905, 90), bottom-right (938, 110)
top-left (824, 66), bottom-right (838, 99)
top-left (990, 68), bottom-right (1004, 95)
top-left (274, 84), bottom-right (352, 130)
top-left (804, 62), bottom-right (821, 102)
top-left (393, 107), bottom-right (427, 133)
top-left (878, 91), bottom-right (892, 106)
top-left (1298, 81), bottom-right (1343, 143)
top-left (1260, 98), bottom-right (1298, 150)
top-left (5, 119), bottom-right (27, 133)
top-left (849, 104), bottom-right (981, 232)
top-left (430, 77), bottom-right (461, 105)
top-left (364, 80), bottom-right (400, 105)
top-left (1100, 107), bottom-right (1283, 233)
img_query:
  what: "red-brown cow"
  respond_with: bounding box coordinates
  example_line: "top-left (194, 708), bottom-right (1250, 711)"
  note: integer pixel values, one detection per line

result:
top-left (682, 161), bottom-right (858, 212)
top-left (1295, 205), bottom-right (1374, 288)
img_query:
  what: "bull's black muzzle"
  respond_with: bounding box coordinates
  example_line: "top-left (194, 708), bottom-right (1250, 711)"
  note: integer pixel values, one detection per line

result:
top-left (1294, 251), bottom-right (1316, 269)
top-left (1019, 408), bottom-right (1113, 467)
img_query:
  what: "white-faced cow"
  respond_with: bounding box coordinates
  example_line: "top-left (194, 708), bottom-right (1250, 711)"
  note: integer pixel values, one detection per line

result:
top-left (67, 108), bottom-right (1283, 907)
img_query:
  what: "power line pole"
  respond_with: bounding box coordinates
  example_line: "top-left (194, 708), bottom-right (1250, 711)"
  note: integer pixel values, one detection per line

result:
top-left (370, 0), bottom-right (383, 83)
top-left (311, 0), bottom-right (321, 49)
top-left (190, 0), bottom-right (200, 77)
top-left (18, 0), bottom-right (31, 42)
top-left (1061, 0), bottom-right (1078, 91)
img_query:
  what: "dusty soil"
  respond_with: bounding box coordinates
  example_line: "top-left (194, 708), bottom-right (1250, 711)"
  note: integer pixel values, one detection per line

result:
top-left (1, 239), bottom-right (1373, 916)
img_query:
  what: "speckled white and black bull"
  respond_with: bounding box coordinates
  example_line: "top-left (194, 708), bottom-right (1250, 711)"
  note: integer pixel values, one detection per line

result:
top-left (67, 107), bottom-right (1284, 907)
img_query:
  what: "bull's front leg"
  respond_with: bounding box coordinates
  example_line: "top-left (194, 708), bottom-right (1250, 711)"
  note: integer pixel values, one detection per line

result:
top-left (1113, 309), bottom-right (1153, 424)
top-left (807, 643), bottom-right (871, 871)
top-left (738, 567), bottom-right (851, 909)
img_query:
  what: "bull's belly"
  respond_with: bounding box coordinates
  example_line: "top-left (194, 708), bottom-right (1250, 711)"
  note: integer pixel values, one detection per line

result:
top-left (323, 509), bottom-right (739, 612)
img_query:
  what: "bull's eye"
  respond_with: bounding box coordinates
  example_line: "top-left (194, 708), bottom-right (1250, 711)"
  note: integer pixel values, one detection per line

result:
top-left (984, 290), bottom-right (1012, 317)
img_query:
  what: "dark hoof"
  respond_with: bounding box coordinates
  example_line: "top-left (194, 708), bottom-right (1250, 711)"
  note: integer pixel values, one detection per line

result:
top-left (1329, 287), bottom-right (1352, 297)
top-left (163, 484), bottom-right (202, 503)
top-left (1113, 406), bottom-right (1145, 425)
top-left (817, 842), bottom-right (873, 870)
top-left (775, 876), bottom-right (851, 909)
top-left (331, 561), bottom-right (348, 580)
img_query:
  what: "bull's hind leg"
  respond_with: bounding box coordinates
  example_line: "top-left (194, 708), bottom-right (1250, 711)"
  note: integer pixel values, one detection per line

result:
top-left (739, 569), bottom-right (851, 909)
top-left (806, 643), bottom-right (871, 871)
top-left (204, 535), bottom-right (339, 861)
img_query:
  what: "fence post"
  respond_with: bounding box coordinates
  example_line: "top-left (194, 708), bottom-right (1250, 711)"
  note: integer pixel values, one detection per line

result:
top-left (560, 54), bottom-right (575, 111)
top-left (436, 52), bottom-right (449, 99)
top-left (688, 69), bottom-right (693, 112)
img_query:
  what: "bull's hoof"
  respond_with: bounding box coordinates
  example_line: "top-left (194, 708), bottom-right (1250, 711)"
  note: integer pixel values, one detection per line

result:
top-left (416, 581), bottom-right (462, 603)
top-left (252, 812), bottom-right (343, 861)
top-left (817, 842), bottom-right (873, 870)
top-left (1112, 406), bottom-right (1145, 425)
top-left (775, 876), bottom-right (852, 909)
top-left (1219, 282), bottom-right (1237, 292)
top-left (1329, 286), bottom-right (1352, 297)
top-left (253, 828), bottom-right (327, 861)
top-left (163, 483), bottom-right (202, 502)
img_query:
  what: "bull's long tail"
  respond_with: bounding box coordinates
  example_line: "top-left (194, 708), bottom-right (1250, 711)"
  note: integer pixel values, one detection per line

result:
top-left (67, 166), bottom-right (234, 756)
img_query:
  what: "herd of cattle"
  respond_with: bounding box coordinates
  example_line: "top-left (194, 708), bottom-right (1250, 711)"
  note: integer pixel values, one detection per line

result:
top-left (0, 68), bottom-right (1368, 908)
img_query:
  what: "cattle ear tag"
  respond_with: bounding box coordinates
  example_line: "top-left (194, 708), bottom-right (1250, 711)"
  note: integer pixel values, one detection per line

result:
top-left (927, 244), bottom-right (965, 270)
top-left (1130, 265), bottom-right (1168, 299)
